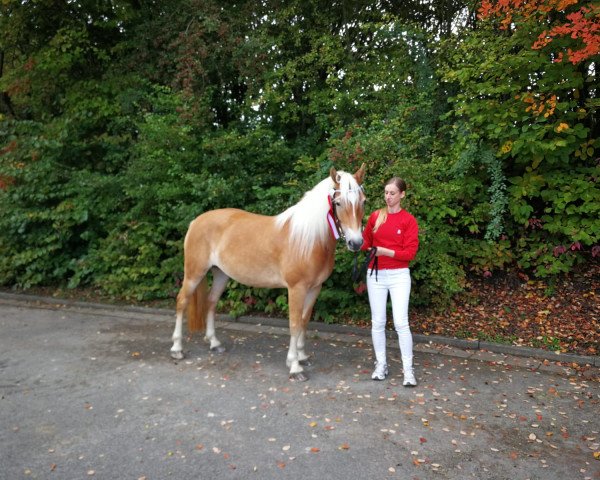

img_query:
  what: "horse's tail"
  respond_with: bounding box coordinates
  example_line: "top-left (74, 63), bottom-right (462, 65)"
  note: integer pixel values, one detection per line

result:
top-left (187, 277), bottom-right (208, 333)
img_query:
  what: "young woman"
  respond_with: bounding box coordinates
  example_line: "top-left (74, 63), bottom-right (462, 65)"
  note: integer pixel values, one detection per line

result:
top-left (361, 177), bottom-right (419, 386)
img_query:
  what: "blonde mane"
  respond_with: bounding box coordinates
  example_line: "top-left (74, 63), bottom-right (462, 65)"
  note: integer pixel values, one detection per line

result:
top-left (275, 171), bottom-right (360, 258)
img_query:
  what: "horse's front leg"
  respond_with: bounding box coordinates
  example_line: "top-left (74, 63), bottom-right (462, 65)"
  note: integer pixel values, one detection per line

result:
top-left (297, 285), bottom-right (322, 367)
top-left (297, 330), bottom-right (309, 365)
top-left (286, 286), bottom-right (309, 382)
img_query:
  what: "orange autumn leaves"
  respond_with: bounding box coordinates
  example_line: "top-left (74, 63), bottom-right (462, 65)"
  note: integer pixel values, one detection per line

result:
top-left (479, 0), bottom-right (579, 25)
top-left (532, 5), bottom-right (600, 64)
top-left (519, 92), bottom-right (557, 118)
top-left (478, 0), bottom-right (600, 64)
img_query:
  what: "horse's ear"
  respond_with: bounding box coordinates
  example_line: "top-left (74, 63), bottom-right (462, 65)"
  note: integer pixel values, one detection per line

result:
top-left (354, 163), bottom-right (366, 185)
top-left (330, 167), bottom-right (340, 186)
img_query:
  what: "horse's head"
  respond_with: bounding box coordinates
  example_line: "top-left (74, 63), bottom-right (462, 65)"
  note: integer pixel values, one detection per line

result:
top-left (329, 163), bottom-right (366, 252)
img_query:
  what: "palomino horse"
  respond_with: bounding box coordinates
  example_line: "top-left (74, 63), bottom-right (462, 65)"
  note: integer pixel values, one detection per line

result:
top-left (170, 164), bottom-right (366, 381)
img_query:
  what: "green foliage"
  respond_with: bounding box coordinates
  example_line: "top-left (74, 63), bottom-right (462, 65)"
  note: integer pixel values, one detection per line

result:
top-left (0, 0), bottom-right (597, 326)
top-left (80, 86), bottom-right (301, 300)
top-left (438, 12), bottom-right (599, 278)
top-left (81, 221), bottom-right (180, 300)
top-left (219, 281), bottom-right (288, 319)
top-left (509, 165), bottom-right (600, 276)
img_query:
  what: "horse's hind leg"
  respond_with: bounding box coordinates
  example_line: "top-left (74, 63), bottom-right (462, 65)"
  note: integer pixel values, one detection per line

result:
top-left (204, 268), bottom-right (229, 353)
top-left (170, 277), bottom-right (202, 360)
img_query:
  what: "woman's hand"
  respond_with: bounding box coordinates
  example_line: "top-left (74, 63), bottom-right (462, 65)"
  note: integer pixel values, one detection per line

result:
top-left (373, 247), bottom-right (394, 258)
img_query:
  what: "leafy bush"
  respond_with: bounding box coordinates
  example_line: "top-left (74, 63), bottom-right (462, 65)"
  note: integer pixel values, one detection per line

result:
top-left (1, 0), bottom-right (597, 325)
top-left (0, 118), bottom-right (125, 287)
top-left (438, 12), bottom-right (599, 280)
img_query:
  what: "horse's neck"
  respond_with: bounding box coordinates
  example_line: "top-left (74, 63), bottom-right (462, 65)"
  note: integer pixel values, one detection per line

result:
top-left (309, 235), bottom-right (337, 263)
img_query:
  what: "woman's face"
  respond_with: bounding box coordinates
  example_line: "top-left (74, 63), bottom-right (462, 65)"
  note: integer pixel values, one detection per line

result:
top-left (384, 183), bottom-right (405, 210)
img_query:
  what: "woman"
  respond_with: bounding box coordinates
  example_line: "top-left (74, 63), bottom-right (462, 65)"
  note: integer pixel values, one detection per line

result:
top-left (361, 177), bottom-right (419, 387)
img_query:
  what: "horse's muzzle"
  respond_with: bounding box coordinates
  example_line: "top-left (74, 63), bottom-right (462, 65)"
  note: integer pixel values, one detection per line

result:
top-left (347, 238), bottom-right (363, 252)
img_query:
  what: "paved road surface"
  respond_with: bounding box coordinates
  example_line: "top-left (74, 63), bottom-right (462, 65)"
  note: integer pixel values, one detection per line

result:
top-left (1, 296), bottom-right (599, 479)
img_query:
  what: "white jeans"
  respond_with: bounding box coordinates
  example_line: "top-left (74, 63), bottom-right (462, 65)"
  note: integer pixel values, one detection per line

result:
top-left (366, 268), bottom-right (414, 371)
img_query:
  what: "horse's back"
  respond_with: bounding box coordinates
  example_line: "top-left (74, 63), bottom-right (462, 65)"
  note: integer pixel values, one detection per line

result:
top-left (187, 208), bottom-right (273, 241)
top-left (184, 208), bottom-right (290, 287)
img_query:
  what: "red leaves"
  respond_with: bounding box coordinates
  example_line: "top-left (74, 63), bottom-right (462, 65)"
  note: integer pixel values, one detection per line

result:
top-left (533, 6), bottom-right (600, 64)
top-left (0, 175), bottom-right (14, 191)
top-left (0, 140), bottom-right (18, 156)
top-left (553, 245), bottom-right (567, 257)
top-left (478, 1), bottom-right (600, 64)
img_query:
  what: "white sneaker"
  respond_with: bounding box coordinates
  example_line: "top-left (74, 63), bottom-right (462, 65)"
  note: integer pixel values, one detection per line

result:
top-left (371, 362), bottom-right (388, 381)
top-left (403, 369), bottom-right (417, 387)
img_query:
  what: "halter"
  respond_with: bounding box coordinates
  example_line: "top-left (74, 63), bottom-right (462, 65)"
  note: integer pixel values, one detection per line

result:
top-left (327, 194), bottom-right (345, 241)
top-left (328, 185), bottom-right (377, 284)
top-left (328, 186), bottom-right (364, 242)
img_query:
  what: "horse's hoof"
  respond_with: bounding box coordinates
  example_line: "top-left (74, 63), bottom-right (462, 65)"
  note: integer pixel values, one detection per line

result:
top-left (299, 358), bottom-right (312, 367)
top-left (210, 345), bottom-right (226, 354)
top-left (170, 350), bottom-right (184, 360)
top-left (289, 372), bottom-right (309, 382)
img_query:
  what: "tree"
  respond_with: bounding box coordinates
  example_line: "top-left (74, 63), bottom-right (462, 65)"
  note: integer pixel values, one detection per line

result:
top-left (1, 0), bottom-right (596, 310)
top-left (439, 0), bottom-right (599, 276)
top-left (479, 0), bottom-right (599, 64)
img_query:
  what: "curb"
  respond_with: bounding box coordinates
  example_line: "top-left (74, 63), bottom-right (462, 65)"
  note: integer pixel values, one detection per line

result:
top-left (1, 291), bottom-right (597, 368)
top-left (232, 314), bottom-right (599, 367)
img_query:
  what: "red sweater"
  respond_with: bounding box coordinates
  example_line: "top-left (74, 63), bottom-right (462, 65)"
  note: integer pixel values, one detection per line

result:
top-left (361, 209), bottom-right (419, 269)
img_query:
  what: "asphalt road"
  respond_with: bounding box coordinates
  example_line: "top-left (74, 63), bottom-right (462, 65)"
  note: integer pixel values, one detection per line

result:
top-left (1, 295), bottom-right (599, 480)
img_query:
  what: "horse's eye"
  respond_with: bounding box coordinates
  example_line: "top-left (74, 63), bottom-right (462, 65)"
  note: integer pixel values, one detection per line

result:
top-left (334, 200), bottom-right (341, 207)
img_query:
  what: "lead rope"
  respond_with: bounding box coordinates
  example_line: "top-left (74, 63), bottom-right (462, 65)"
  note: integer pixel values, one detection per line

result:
top-left (351, 247), bottom-right (378, 283)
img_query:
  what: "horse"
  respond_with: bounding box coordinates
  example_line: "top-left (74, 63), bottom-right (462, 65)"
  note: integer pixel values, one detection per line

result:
top-left (170, 163), bottom-right (366, 381)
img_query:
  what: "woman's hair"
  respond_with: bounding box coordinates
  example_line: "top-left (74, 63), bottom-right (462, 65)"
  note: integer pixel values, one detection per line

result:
top-left (373, 177), bottom-right (407, 233)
